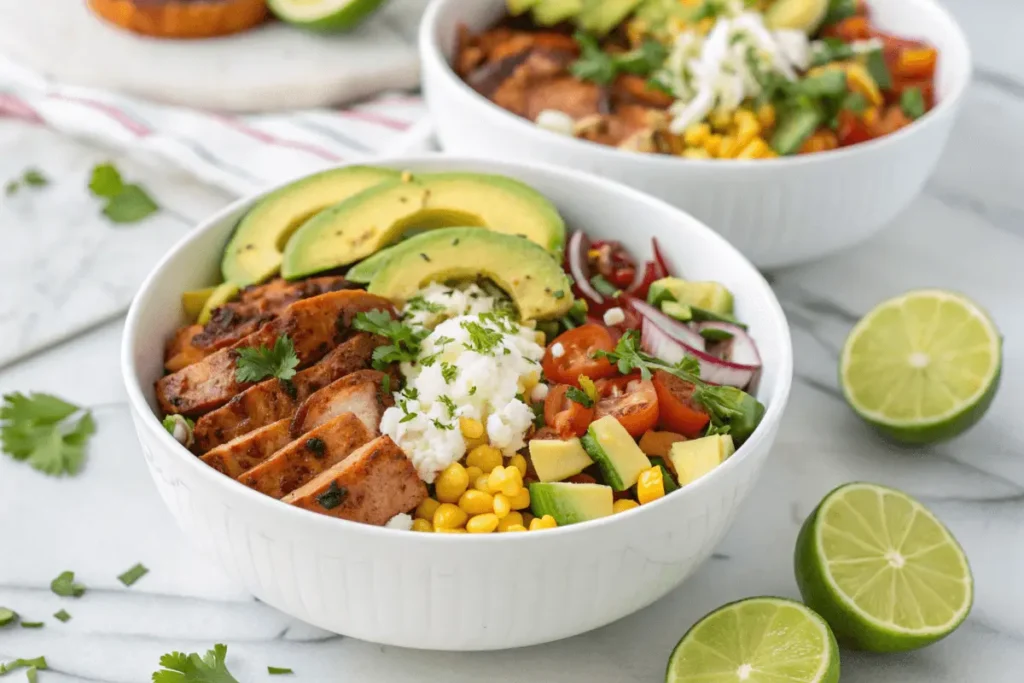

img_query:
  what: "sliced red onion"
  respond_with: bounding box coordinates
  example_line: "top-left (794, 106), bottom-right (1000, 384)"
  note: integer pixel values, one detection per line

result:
top-left (567, 231), bottom-right (604, 305)
top-left (641, 318), bottom-right (759, 389)
top-left (627, 296), bottom-right (706, 352)
top-left (696, 322), bottom-right (762, 367)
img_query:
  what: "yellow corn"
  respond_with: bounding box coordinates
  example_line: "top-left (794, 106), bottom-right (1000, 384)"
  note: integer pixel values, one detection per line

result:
top-left (473, 473), bottom-right (491, 492)
top-left (435, 461), bottom-right (470, 503)
top-left (704, 134), bottom-right (724, 157)
top-left (415, 497), bottom-right (441, 521)
top-left (508, 487), bottom-right (531, 510)
top-left (696, 16), bottom-right (715, 35)
top-left (757, 103), bottom-right (776, 129)
top-left (497, 511), bottom-right (525, 531)
top-left (487, 465), bottom-right (523, 496)
top-left (682, 148), bottom-right (712, 160)
top-left (504, 524), bottom-right (528, 532)
top-left (534, 331), bottom-right (547, 345)
top-left (508, 454), bottom-right (529, 478)
top-left (529, 515), bottom-right (558, 531)
top-left (411, 518), bottom-right (433, 533)
top-left (845, 63), bottom-right (883, 106)
top-left (522, 371), bottom-right (540, 393)
top-left (733, 108), bottom-right (758, 129)
top-left (433, 503), bottom-right (468, 530)
top-left (683, 123), bottom-right (711, 147)
top-left (435, 527), bottom-right (467, 534)
top-left (493, 492), bottom-right (512, 519)
top-left (459, 417), bottom-right (484, 440)
top-left (718, 135), bottom-right (740, 159)
top-left (464, 465), bottom-right (483, 483)
top-left (862, 106), bottom-right (880, 128)
top-left (466, 513), bottom-right (500, 534)
top-left (637, 467), bottom-right (666, 504)
top-left (613, 499), bottom-right (640, 514)
top-left (458, 489), bottom-right (495, 516)
top-left (737, 137), bottom-right (771, 160)
top-left (709, 109), bottom-right (732, 132)
top-left (467, 444), bottom-right (503, 473)
top-left (735, 115), bottom-right (761, 149)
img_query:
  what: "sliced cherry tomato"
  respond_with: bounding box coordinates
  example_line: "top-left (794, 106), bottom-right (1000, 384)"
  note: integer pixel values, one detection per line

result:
top-left (541, 325), bottom-right (617, 386)
top-left (594, 376), bottom-right (659, 437)
top-left (652, 371), bottom-right (711, 438)
top-left (544, 384), bottom-right (596, 438)
top-left (836, 110), bottom-right (874, 147)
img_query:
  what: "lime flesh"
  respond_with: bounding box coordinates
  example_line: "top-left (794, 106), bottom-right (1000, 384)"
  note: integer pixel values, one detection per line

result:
top-left (795, 482), bottom-right (973, 652)
top-left (666, 597), bottom-right (839, 683)
top-left (267, 0), bottom-right (386, 31)
top-left (840, 289), bottom-right (1001, 444)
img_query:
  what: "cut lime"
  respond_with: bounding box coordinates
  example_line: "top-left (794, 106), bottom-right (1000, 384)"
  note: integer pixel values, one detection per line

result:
top-left (795, 482), bottom-right (973, 652)
top-left (267, 0), bottom-right (386, 31)
top-left (840, 289), bottom-right (1001, 444)
top-left (666, 597), bottom-right (839, 683)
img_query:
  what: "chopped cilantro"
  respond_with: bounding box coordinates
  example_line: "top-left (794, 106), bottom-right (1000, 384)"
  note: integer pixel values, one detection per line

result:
top-left (865, 49), bottom-right (892, 89)
top-left (317, 482), bottom-right (347, 510)
top-left (405, 296), bottom-right (444, 314)
top-left (0, 657), bottom-right (47, 676)
top-left (900, 87), bottom-right (926, 119)
top-left (268, 667), bottom-right (294, 675)
top-left (571, 32), bottom-right (667, 85)
top-left (51, 570), bottom-right (86, 598)
top-left (1, 392), bottom-right (95, 476)
top-left (89, 163), bottom-right (124, 197)
top-left (399, 412), bottom-right (417, 423)
top-left (354, 310), bottom-right (428, 369)
top-left (23, 169), bottom-right (48, 187)
top-left (468, 385), bottom-right (477, 396)
top-left (460, 320), bottom-right (504, 355)
top-left (438, 395), bottom-right (458, 418)
top-left (405, 387), bottom-right (419, 400)
top-left (234, 336), bottom-right (299, 383)
top-left (152, 644), bottom-right (239, 683)
top-left (118, 563), bottom-right (149, 587)
top-left (53, 609), bottom-right (71, 623)
top-left (441, 362), bottom-right (458, 384)
top-left (431, 418), bottom-right (454, 431)
top-left (565, 386), bottom-right (594, 408)
top-left (841, 91), bottom-right (868, 115)
top-left (89, 163), bottom-right (159, 224)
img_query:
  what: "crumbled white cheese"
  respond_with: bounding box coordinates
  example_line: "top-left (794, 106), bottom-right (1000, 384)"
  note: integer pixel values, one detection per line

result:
top-left (551, 342), bottom-right (565, 358)
top-left (603, 307), bottom-right (626, 326)
top-left (384, 513), bottom-right (414, 531)
top-left (402, 282), bottom-right (498, 329)
top-left (380, 310), bottom-right (545, 483)
top-left (535, 109), bottom-right (576, 136)
top-left (530, 382), bottom-right (550, 403)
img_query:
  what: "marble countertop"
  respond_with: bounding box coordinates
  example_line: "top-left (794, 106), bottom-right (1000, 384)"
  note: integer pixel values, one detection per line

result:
top-left (1, 0), bottom-right (1023, 680)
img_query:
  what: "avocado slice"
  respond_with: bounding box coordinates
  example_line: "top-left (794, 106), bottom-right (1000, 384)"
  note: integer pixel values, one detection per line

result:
top-left (764, 0), bottom-right (829, 34)
top-left (532, 0), bottom-right (583, 26)
top-left (221, 166), bottom-right (399, 286)
top-left (197, 282), bottom-right (241, 325)
top-left (366, 228), bottom-right (574, 321)
top-left (668, 434), bottom-right (735, 487)
top-left (529, 437), bottom-right (595, 482)
top-left (281, 172), bottom-right (566, 281)
top-left (647, 277), bottom-right (734, 316)
top-left (507, 0), bottom-right (540, 15)
top-left (181, 286), bottom-right (217, 322)
top-left (661, 301), bottom-right (692, 322)
top-left (578, 0), bottom-right (644, 36)
top-left (345, 246), bottom-right (395, 284)
top-left (580, 415), bottom-right (652, 491)
top-left (529, 482), bottom-right (614, 525)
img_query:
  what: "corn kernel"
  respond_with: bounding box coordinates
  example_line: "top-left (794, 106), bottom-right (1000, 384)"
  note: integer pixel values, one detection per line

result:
top-left (710, 109), bottom-right (732, 132)
top-left (613, 499), bottom-right (640, 514)
top-left (683, 122), bottom-right (711, 147)
top-left (473, 473), bottom-right (491, 492)
top-left (522, 371), bottom-right (540, 393)
top-left (682, 148), bottom-right (711, 160)
top-left (493, 493), bottom-right (512, 519)
top-left (718, 135), bottom-right (740, 159)
top-left (504, 524), bottom-right (528, 532)
top-left (508, 454), bottom-right (529, 478)
top-left (411, 518), bottom-right (433, 532)
top-left (435, 462), bottom-right (470, 503)
top-left (501, 469), bottom-right (523, 497)
top-left (467, 444), bottom-right (503, 473)
top-left (508, 487), bottom-right (531, 510)
top-left (497, 511), bottom-right (524, 531)
top-left (433, 503), bottom-right (468, 529)
top-left (862, 106), bottom-right (880, 128)
top-left (529, 514), bottom-right (558, 531)
top-left (467, 513), bottom-right (500, 534)
top-left (637, 467), bottom-right (666, 504)
top-left (845, 63), bottom-right (883, 106)
top-left (458, 489), bottom-right (495, 516)
top-left (735, 115), bottom-right (761, 148)
top-left (435, 527), bottom-right (466, 534)
top-left (534, 331), bottom-right (547, 345)
top-left (704, 134), bottom-right (724, 157)
top-left (415, 497), bottom-right (441, 521)
top-left (459, 417), bottom-right (484, 440)
top-left (757, 103), bottom-right (776, 129)
top-left (464, 465), bottom-right (483, 482)
top-left (737, 137), bottom-right (771, 160)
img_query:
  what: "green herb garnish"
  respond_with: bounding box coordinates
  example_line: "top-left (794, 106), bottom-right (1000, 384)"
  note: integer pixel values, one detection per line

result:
top-left (822, 0), bottom-right (857, 26)
top-left (354, 310), bottom-right (428, 369)
top-left (234, 336), bottom-right (299, 383)
top-left (53, 609), bottom-right (71, 623)
top-left (900, 87), bottom-right (926, 119)
top-left (841, 91), bottom-right (868, 114)
top-left (152, 644), bottom-right (239, 683)
top-left (268, 667), bottom-right (294, 675)
top-left (88, 162), bottom-right (159, 224)
top-left (460, 320), bottom-right (504, 355)
top-left (1, 393), bottom-right (95, 476)
top-left (0, 657), bottom-right (47, 675)
top-left (51, 571), bottom-right (86, 598)
top-left (571, 32), bottom-right (668, 85)
top-left (565, 386), bottom-right (594, 408)
top-left (441, 362), bottom-right (458, 384)
top-left (589, 274), bottom-right (620, 298)
top-left (118, 563), bottom-right (149, 587)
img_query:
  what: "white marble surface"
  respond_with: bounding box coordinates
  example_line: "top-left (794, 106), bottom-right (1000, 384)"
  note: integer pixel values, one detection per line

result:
top-left (1, 0), bottom-right (1023, 680)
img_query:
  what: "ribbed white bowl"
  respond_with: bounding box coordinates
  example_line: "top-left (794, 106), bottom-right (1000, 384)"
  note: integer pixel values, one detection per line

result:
top-left (420, 0), bottom-right (971, 268)
top-left (122, 156), bottom-right (793, 650)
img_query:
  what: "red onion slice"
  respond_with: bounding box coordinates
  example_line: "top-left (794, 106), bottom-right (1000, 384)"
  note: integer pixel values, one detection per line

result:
top-left (641, 318), bottom-right (758, 389)
top-left (567, 231), bottom-right (604, 305)
top-left (627, 296), bottom-right (706, 352)
top-left (696, 321), bottom-right (762, 367)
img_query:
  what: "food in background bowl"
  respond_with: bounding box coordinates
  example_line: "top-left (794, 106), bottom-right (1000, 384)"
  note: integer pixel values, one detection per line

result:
top-left (156, 167), bottom-right (767, 533)
top-left (88, 0), bottom-right (270, 38)
top-left (455, 0), bottom-right (939, 159)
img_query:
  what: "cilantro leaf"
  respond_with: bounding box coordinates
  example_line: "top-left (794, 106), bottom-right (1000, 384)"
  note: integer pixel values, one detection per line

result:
top-left (268, 666), bottom-right (294, 675)
top-left (900, 87), bottom-right (926, 120)
top-left (565, 386), bottom-right (594, 408)
top-left (54, 609), bottom-right (71, 622)
top-left (118, 563), bottom-right (149, 587)
top-left (354, 310), bottom-right (428, 369)
top-left (104, 184), bottom-right (159, 224)
top-left (459, 320), bottom-right (504, 355)
top-left (89, 163), bottom-right (124, 197)
top-left (0, 657), bottom-right (47, 676)
top-left (23, 169), bottom-right (48, 187)
top-left (234, 336), bottom-right (299, 383)
top-left (438, 395), bottom-right (458, 418)
top-left (1, 393), bottom-right (95, 476)
top-left (570, 32), bottom-right (618, 85)
top-left (152, 644), bottom-right (240, 683)
top-left (51, 571), bottom-right (86, 598)
top-left (440, 362), bottom-right (458, 384)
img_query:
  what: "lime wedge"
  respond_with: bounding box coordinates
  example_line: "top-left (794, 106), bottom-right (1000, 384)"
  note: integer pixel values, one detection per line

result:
top-left (840, 289), bottom-right (1001, 444)
top-left (795, 482), bottom-right (973, 652)
top-left (666, 597), bottom-right (839, 683)
top-left (267, 0), bottom-right (386, 31)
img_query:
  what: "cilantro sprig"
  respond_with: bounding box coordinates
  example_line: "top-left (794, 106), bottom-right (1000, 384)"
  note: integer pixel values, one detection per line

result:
top-left (1, 393), bottom-right (95, 476)
top-left (234, 336), bottom-right (299, 383)
top-left (89, 162), bottom-right (160, 224)
top-left (0, 657), bottom-right (47, 677)
top-left (51, 571), bottom-right (86, 598)
top-left (354, 310), bottom-right (429, 369)
top-left (152, 644), bottom-right (239, 683)
top-left (571, 32), bottom-right (668, 86)
top-left (5, 168), bottom-right (49, 196)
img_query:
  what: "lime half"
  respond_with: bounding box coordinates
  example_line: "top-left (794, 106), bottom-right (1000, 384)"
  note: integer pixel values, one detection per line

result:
top-left (840, 289), bottom-right (1001, 444)
top-left (795, 482), bottom-right (973, 652)
top-left (267, 0), bottom-right (386, 31)
top-left (666, 597), bottom-right (839, 683)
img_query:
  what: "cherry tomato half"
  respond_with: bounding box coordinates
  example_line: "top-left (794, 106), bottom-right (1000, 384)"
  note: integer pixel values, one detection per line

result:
top-left (544, 384), bottom-right (596, 438)
top-left (594, 376), bottom-right (659, 437)
top-left (541, 324), bottom-right (617, 386)
top-left (652, 371), bottom-right (711, 438)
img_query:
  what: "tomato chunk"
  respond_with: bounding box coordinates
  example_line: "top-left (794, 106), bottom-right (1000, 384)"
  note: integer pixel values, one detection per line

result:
top-left (541, 325), bottom-right (617, 386)
top-left (652, 371), bottom-right (710, 438)
top-left (544, 384), bottom-right (595, 439)
top-left (594, 376), bottom-right (659, 437)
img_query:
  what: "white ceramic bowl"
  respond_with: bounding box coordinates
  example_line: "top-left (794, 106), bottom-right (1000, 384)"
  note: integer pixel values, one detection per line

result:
top-left (122, 156), bottom-right (793, 650)
top-left (420, 0), bottom-right (971, 269)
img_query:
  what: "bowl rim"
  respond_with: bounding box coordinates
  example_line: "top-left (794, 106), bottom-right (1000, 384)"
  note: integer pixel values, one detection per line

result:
top-left (419, 0), bottom-right (973, 170)
top-left (121, 153), bottom-right (794, 543)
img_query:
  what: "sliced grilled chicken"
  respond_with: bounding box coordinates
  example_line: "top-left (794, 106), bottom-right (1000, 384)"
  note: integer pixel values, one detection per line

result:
top-left (164, 325), bottom-right (211, 373)
top-left (192, 333), bottom-right (378, 453)
top-left (200, 419), bottom-right (292, 478)
top-left (237, 412), bottom-right (374, 499)
top-left (282, 436), bottom-right (427, 526)
top-left (156, 290), bottom-right (394, 417)
top-left (289, 370), bottom-right (391, 438)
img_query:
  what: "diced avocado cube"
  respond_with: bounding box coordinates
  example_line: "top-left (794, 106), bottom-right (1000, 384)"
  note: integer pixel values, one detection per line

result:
top-left (648, 456), bottom-right (679, 493)
top-left (669, 435), bottom-right (735, 487)
top-left (648, 277), bottom-right (734, 316)
top-left (530, 438), bottom-right (595, 482)
top-left (529, 482), bottom-right (614, 525)
top-left (532, 0), bottom-right (583, 25)
top-left (661, 301), bottom-right (693, 322)
top-left (647, 279), bottom-right (677, 306)
top-left (507, 0), bottom-right (540, 15)
top-left (581, 416), bottom-right (652, 491)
